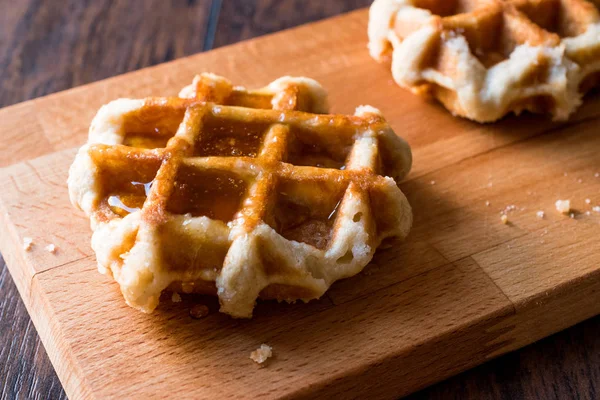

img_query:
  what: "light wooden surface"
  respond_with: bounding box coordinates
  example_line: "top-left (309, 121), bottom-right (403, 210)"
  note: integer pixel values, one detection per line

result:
top-left (1, 8), bottom-right (600, 400)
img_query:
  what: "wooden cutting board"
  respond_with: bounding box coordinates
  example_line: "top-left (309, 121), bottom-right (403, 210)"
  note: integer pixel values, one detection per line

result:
top-left (1, 8), bottom-right (600, 400)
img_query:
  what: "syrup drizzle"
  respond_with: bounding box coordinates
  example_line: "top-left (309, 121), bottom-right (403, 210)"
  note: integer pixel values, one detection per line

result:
top-left (108, 181), bottom-right (153, 216)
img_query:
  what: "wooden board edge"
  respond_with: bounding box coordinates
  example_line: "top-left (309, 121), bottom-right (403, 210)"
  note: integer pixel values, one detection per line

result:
top-left (0, 211), bottom-right (93, 399)
top-left (25, 272), bottom-right (96, 400)
top-left (285, 256), bottom-right (600, 398)
top-left (486, 266), bottom-right (600, 358)
top-left (0, 195), bottom-right (35, 298)
top-left (0, 194), bottom-right (95, 399)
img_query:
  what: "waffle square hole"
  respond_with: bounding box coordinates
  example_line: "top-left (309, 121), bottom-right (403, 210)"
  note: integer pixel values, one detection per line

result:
top-left (122, 103), bottom-right (186, 149)
top-left (99, 157), bottom-right (161, 217)
top-left (167, 164), bottom-right (248, 222)
top-left (514, 0), bottom-right (593, 38)
top-left (194, 116), bottom-right (270, 157)
top-left (414, 0), bottom-right (480, 17)
top-left (270, 179), bottom-right (347, 250)
top-left (286, 125), bottom-right (354, 169)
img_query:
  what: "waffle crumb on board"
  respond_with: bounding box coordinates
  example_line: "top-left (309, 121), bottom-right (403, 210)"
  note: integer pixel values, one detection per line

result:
top-left (555, 200), bottom-right (571, 214)
top-left (22, 237), bottom-right (33, 251)
top-left (250, 344), bottom-right (273, 365)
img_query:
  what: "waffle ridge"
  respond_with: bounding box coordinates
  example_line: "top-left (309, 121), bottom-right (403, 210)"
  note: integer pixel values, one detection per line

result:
top-left (68, 73), bottom-right (413, 318)
top-left (369, 0), bottom-right (600, 122)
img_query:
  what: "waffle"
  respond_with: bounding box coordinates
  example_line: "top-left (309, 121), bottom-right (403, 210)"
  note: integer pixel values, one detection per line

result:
top-left (68, 73), bottom-right (413, 318)
top-left (369, 0), bottom-right (600, 122)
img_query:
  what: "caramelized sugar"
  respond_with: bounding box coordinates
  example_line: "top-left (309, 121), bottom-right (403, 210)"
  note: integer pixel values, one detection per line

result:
top-left (108, 181), bottom-right (152, 216)
top-left (413, 0), bottom-right (471, 16)
top-left (99, 153), bottom-right (160, 217)
top-left (123, 132), bottom-right (171, 149)
top-left (195, 118), bottom-right (269, 157)
top-left (286, 125), bottom-right (352, 169)
top-left (122, 101), bottom-right (186, 149)
top-left (167, 165), bottom-right (247, 222)
top-left (273, 187), bottom-right (343, 250)
top-left (288, 143), bottom-right (346, 169)
top-left (159, 221), bottom-right (229, 274)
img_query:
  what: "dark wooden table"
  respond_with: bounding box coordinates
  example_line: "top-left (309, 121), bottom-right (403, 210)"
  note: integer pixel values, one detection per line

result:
top-left (1, 1), bottom-right (599, 399)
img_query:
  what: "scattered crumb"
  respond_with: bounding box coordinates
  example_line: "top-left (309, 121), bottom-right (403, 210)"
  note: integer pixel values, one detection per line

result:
top-left (577, 178), bottom-right (583, 183)
top-left (593, 206), bottom-right (600, 213)
top-left (171, 292), bottom-right (182, 303)
top-left (542, 229), bottom-right (548, 236)
top-left (585, 199), bottom-right (591, 204)
top-left (585, 211), bottom-right (591, 216)
top-left (536, 211), bottom-right (545, 219)
top-left (250, 344), bottom-right (273, 364)
top-left (485, 201), bottom-right (490, 207)
top-left (595, 172), bottom-right (599, 178)
top-left (500, 205), bottom-right (516, 215)
top-left (487, 182), bottom-right (493, 188)
top-left (563, 172), bottom-right (568, 176)
top-left (555, 199), bottom-right (571, 214)
top-left (430, 180), bottom-right (436, 185)
top-left (570, 213), bottom-right (575, 219)
top-left (23, 237), bottom-right (33, 251)
top-left (189, 304), bottom-right (209, 319)
top-left (45, 244), bottom-right (56, 253)
top-left (501, 214), bottom-right (509, 224)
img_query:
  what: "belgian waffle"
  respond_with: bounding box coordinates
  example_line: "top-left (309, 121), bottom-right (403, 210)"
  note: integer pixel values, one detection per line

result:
top-left (369, 0), bottom-right (600, 122)
top-left (68, 73), bottom-right (413, 318)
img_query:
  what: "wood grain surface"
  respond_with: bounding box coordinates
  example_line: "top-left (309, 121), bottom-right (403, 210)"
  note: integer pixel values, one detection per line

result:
top-left (0, 1), bottom-right (599, 399)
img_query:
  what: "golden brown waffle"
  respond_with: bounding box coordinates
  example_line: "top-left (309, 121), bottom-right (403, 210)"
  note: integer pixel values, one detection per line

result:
top-left (369, 0), bottom-right (600, 122)
top-left (68, 73), bottom-right (413, 318)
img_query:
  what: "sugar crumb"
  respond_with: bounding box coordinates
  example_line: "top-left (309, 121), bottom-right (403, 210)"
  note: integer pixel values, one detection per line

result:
top-left (485, 201), bottom-right (490, 207)
top-left (23, 237), bottom-right (33, 251)
top-left (570, 213), bottom-right (575, 219)
top-left (577, 178), bottom-right (583, 183)
top-left (171, 292), bottom-right (182, 303)
top-left (595, 172), bottom-right (599, 178)
top-left (45, 244), bottom-right (56, 253)
top-left (593, 206), bottom-right (600, 213)
top-left (585, 199), bottom-right (591, 204)
top-left (430, 180), bottom-right (436, 185)
top-left (536, 211), bottom-right (545, 219)
top-left (501, 214), bottom-right (509, 224)
top-left (585, 211), bottom-right (591, 216)
top-left (250, 344), bottom-right (273, 364)
top-left (555, 200), bottom-right (570, 214)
